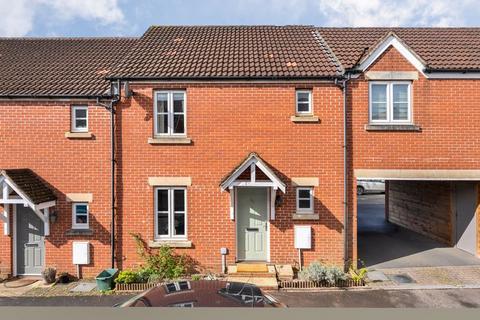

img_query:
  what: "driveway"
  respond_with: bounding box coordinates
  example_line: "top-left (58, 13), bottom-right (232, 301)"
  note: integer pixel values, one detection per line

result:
top-left (357, 194), bottom-right (480, 269)
top-left (272, 289), bottom-right (480, 308)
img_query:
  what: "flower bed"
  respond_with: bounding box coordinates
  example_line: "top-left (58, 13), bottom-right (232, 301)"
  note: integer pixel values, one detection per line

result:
top-left (279, 278), bottom-right (365, 289)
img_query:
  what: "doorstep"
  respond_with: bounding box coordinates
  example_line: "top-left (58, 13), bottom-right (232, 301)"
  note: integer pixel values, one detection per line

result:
top-left (226, 263), bottom-right (280, 289)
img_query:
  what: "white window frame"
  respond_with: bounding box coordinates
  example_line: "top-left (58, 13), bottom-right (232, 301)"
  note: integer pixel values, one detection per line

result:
top-left (153, 91), bottom-right (187, 137)
top-left (71, 106), bottom-right (89, 132)
top-left (154, 187), bottom-right (187, 240)
top-left (296, 187), bottom-right (314, 214)
top-left (72, 202), bottom-right (89, 229)
top-left (295, 90), bottom-right (313, 115)
top-left (369, 81), bottom-right (412, 124)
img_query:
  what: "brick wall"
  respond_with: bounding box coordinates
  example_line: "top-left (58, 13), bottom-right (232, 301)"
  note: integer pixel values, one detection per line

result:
top-left (388, 181), bottom-right (453, 244)
top-left (116, 82), bottom-right (346, 272)
top-left (0, 101), bottom-right (112, 277)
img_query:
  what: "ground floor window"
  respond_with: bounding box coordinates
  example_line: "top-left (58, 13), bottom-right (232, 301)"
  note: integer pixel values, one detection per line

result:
top-left (155, 187), bottom-right (187, 239)
top-left (72, 203), bottom-right (89, 229)
top-left (296, 187), bottom-right (314, 214)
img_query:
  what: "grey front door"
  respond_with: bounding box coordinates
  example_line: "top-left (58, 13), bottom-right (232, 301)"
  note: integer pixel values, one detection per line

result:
top-left (17, 205), bottom-right (45, 275)
top-left (236, 187), bottom-right (268, 261)
top-left (455, 183), bottom-right (478, 255)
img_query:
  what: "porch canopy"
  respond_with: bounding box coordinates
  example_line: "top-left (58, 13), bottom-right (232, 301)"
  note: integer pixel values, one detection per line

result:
top-left (0, 169), bottom-right (56, 236)
top-left (220, 153), bottom-right (286, 220)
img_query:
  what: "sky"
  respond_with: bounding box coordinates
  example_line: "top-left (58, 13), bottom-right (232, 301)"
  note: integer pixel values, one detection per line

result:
top-left (0, 0), bottom-right (479, 37)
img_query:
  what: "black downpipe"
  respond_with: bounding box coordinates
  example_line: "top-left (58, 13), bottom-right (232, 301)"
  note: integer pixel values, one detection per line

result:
top-left (97, 92), bottom-right (118, 269)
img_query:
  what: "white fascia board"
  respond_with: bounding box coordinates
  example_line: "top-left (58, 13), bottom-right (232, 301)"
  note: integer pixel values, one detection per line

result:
top-left (357, 35), bottom-right (427, 77)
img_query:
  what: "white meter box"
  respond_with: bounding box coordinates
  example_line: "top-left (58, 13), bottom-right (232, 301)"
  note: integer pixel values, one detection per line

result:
top-left (294, 225), bottom-right (311, 249)
top-left (72, 241), bottom-right (90, 265)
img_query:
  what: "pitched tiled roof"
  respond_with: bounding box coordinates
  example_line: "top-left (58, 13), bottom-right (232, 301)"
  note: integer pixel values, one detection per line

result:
top-left (1, 169), bottom-right (56, 205)
top-left (109, 26), bottom-right (343, 80)
top-left (317, 27), bottom-right (480, 71)
top-left (0, 38), bottom-right (137, 97)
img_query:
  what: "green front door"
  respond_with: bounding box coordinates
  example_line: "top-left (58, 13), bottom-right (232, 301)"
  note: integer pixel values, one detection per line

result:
top-left (236, 187), bottom-right (268, 261)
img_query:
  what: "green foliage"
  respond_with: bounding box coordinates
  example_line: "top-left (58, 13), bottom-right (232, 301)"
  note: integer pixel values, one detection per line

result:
top-left (191, 274), bottom-right (202, 281)
top-left (299, 261), bottom-right (347, 285)
top-left (130, 233), bottom-right (186, 281)
top-left (115, 270), bottom-right (138, 284)
top-left (348, 261), bottom-right (368, 281)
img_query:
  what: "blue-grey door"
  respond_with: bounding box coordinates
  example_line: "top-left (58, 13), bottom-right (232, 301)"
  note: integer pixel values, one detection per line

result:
top-left (236, 187), bottom-right (268, 261)
top-left (17, 205), bottom-right (44, 275)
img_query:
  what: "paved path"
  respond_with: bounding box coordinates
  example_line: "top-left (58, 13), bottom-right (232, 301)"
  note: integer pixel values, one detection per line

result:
top-left (272, 288), bottom-right (480, 308)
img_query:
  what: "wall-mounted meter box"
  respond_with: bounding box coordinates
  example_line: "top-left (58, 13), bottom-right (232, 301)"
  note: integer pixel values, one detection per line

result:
top-left (294, 225), bottom-right (311, 249)
top-left (72, 241), bottom-right (90, 265)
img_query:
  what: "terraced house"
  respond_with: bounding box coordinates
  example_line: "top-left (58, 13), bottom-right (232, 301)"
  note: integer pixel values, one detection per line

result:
top-left (0, 26), bottom-right (479, 278)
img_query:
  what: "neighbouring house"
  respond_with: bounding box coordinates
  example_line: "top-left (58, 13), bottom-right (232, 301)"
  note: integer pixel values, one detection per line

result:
top-left (0, 26), bottom-right (479, 278)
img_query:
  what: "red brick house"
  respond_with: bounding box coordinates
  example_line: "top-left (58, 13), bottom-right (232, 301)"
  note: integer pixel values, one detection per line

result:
top-left (0, 26), bottom-right (479, 278)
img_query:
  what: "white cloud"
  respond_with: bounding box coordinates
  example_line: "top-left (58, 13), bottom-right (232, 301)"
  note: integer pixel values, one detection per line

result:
top-left (0, 1), bottom-right (34, 37)
top-left (317, 0), bottom-right (477, 27)
top-left (0, 0), bottom-right (124, 36)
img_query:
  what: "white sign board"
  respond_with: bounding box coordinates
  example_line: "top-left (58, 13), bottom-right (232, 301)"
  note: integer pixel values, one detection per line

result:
top-left (294, 225), bottom-right (311, 249)
top-left (72, 241), bottom-right (90, 265)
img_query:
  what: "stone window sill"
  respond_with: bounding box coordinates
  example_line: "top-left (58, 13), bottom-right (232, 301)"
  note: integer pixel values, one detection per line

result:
top-left (66, 229), bottom-right (94, 236)
top-left (365, 124), bottom-right (422, 132)
top-left (290, 115), bottom-right (320, 123)
top-left (65, 132), bottom-right (94, 139)
top-left (148, 137), bottom-right (192, 145)
top-left (149, 240), bottom-right (192, 248)
top-left (292, 213), bottom-right (319, 220)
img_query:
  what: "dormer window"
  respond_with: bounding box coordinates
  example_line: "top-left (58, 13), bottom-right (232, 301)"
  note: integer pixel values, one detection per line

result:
top-left (369, 82), bottom-right (411, 124)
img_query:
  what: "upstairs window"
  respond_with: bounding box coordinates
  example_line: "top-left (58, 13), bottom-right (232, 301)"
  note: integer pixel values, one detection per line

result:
top-left (154, 91), bottom-right (186, 136)
top-left (296, 187), bottom-right (314, 214)
top-left (71, 106), bottom-right (88, 132)
top-left (72, 203), bottom-right (89, 229)
top-left (369, 82), bottom-right (411, 124)
top-left (296, 90), bottom-right (312, 115)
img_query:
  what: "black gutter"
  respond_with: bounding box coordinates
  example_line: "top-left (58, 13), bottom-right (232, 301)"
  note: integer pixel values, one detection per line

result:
top-left (424, 68), bottom-right (480, 73)
top-left (106, 75), bottom-right (343, 82)
top-left (0, 94), bottom-right (112, 100)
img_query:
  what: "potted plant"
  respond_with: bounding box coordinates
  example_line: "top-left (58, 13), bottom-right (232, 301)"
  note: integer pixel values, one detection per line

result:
top-left (41, 267), bottom-right (57, 284)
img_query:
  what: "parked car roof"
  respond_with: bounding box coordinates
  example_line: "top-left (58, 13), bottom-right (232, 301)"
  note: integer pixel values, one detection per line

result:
top-left (116, 280), bottom-right (284, 308)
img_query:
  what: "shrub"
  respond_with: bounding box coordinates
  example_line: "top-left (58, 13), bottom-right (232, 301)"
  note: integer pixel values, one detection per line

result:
top-left (348, 261), bottom-right (368, 282)
top-left (135, 267), bottom-right (155, 283)
top-left (115, 270), bottom-right (138, 284)
top-left (131, 233), bottom-right (187, 281)
top-left (191, 274), bottom-right (202, 281)
top-left (299, 261), bottom-right (347, 285)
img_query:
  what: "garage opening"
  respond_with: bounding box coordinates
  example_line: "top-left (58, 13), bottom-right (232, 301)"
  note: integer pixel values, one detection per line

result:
top-left (357, 178), bottom-right (480, 269)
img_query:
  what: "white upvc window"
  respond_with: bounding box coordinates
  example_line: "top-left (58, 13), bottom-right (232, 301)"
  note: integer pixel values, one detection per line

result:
top-left (369, 82), bottom-right (412, 124)
top-left (296, 90), bottom-right (312, 114)
top-left (296, 187), bottom-right (314, 214)
top-left (72, 203), bottom-right (89, 229)
top-left (155, 187), bottom-right (187, 240)
top-left (71, 106), bottom-right (88, 132)
top-left (154, 91), bottom-right (186, 136)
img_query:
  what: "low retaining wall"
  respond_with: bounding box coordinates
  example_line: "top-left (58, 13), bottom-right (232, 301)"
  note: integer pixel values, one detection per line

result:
top-left (279, 279), bottom-right (365, 289)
